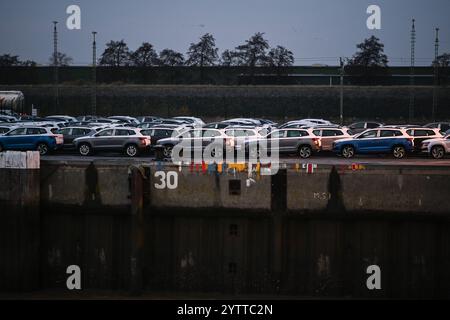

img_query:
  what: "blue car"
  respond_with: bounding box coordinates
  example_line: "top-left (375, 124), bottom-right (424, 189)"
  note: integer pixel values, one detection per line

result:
top-left (0, 126), bottom-right (64, 155)
top-left (333, 128), bottom-right (414, 159)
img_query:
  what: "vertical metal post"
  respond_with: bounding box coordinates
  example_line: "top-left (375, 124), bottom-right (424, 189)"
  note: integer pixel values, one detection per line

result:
top-left (432, 28), bottom-right (439, 121)
top-left (339, 58), bottom-right (344, 125)
top-left (92, 31), bottom-right (97, 116)
top-left (53, 21), bottom-right (59, 113)
top-left (409, 19), bottom-right (416, 122)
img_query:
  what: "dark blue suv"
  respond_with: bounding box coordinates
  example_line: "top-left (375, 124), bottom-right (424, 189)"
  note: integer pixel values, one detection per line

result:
top-left (0, 126), bottom-right (64, 155)
top-left (333, 128), bottom-right (414, 159)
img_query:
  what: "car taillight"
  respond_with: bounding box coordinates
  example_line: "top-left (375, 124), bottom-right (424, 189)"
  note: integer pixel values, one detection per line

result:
top-left (225, 138), bottom-right (235, 147)
top-left (312, 138), bottom-right (321, 146)
top-left (52, 134), bottom-right (64, 144)
top-left (139, 137), bottom-right (150, 146)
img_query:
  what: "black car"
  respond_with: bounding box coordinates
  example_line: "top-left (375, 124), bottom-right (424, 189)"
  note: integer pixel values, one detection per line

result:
top-left (424, 122), bottom-right (450, 133)
top-left (141, 126), bottom-right (185, 148)
top-left (57, 127), bottom-right (96, 149)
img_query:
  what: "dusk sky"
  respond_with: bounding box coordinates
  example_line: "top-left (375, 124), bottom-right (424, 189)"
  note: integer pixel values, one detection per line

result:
top-left (0, 0), bottom-right (449, 66)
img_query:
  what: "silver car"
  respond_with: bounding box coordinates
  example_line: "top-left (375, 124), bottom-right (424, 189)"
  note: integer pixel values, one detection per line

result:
top-left (73, 127), bottom-right (151, 157)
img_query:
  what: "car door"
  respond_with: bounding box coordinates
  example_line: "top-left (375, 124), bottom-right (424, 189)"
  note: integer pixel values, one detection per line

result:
top-left (92, 129), bottom-right (114, 149)
top-left (25, 128), bottom-right (45, 149)
top-left (321, 129), bottom-right (343, 151)
top-left (202, 129), bottom-right (222, 151)
top-left (113, 129), bottom-right (134, 149)
top-left (267, 130), bottom-right (286, 152)
top-left (444, 135), bottom-right (450, 152)
top-left (411, 129), bottom-right (432, 150)
top-left (2, 127), bottom-right (29, 149)
top-left (355, 130), bottom-right (379, 152)
top-left (377, 130), bottom-right (403, 152)
top-left (59, 128), bottom-right (73, 147)
top-left (284, 130), bottom-right (304, 152)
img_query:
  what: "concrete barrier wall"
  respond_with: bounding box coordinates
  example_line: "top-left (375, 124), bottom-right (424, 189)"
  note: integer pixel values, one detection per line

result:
top-left (0, 152), bottom-right (40, 292)
top-left (39, 161), bottom-right (450, 214)
top-left (5, 160), bottom-right (450, 297)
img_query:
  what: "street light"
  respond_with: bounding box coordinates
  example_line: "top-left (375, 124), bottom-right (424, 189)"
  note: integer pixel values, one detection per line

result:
top-left (52, 21), bottom-right (59, 112)
top-left (92, 31), bottom-right (97, 116)
top-left (339, 57), bottom-right (345, 125)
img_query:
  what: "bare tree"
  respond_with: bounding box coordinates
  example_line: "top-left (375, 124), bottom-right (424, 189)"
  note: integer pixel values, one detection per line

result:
top-left (49, 52), bottom-right (73, 66)
top-left (159, 49), bottom-right (185, 66)
top-left (130, 42), bottom-right (159, 67)
top-left (186, 33), bottom-right (218, 67)
top-left (99, 40), bottom-right (131, 66)
top-left (267, 46), bottom-right (294, 67)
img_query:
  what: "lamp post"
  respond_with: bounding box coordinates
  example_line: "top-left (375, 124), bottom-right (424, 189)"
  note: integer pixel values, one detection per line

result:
top-left (432, 27), bottom-right (439, 121)
top-left (339, 57), bottom-right (345, 125)
top-left (409, 19), bottom-right (416, 122)
top-left (92, 31), bottom-right (97, 116)
top-left (52, 21), bottom-right (59, 112)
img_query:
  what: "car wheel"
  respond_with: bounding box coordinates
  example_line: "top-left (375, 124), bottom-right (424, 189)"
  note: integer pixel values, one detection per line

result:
top-left (392, 146), bottom-right (406, 159)
top-left (125, 144), bottom-right (139, 157)
top-left (163, 145), bottom-right (173, 158)
top-left (211, 146), bottom-right (223, 158)
top-left (342, 145), bottom-right (355, 158)
top-left (299, 145), bottom-right (312, 159)
top-left (78, 143), bottom-right (92, 156)
top-left (431, 145), bottom-right (445, 159)
top-left (37, 143), bottom-right (49, 156)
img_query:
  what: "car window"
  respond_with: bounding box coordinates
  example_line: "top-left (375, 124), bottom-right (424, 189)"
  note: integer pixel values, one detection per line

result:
top-left (96, 129), bottom-right (114, 137)
top-left (0, 128), bottom-right (10, 134)
top-left (425, 130), bottom-right (436, 136)
top-left (359, 130), bottom-right (378, 139)
top-left (72, 128), bottom-right (87, 136)
top-left (287, 130), bottom-right (302, 137)
top-left (380, 130), bottom-right (396, 137)
top-left (351, 123), bottom-right (365, 129)
top-left (186, 130), bottom-right (201, 138)
top-left (203, 130), bottom-right (221, 138)
top-left (59, 128), bottom-right (71, 135)
top-left (366, 123), bottom-right (380, 129)
top-left (115, 129), bottom-right (134, 136)
top-left (323, 130), bottom-right (343, 137)
top-left (26, 128), bottom-right (43, 135)
top-left (234, 130), bottom-right (248, 137)
top-left (441, 124), bottom-right (450, 131)
top-left (244, 130), bottom-right (256, 137)
top-left (8, 128), bottom-right (28, 136)
top-left (154, 129), bottom-right (172, 137)
top-left (312, 130), bottom-right (321, 136)
top-left (269, 130), bottom-right (286, 138)
top-left (414, 130), bottom-right (429, 137)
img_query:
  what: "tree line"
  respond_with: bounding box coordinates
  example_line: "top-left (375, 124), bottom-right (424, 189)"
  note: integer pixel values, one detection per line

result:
top-left (98, 32), bottom-right (294, 68)
top-left (1, 33), bottom-right (449, 71)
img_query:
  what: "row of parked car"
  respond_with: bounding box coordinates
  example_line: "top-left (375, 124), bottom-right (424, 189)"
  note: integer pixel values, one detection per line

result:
top-left (0, 113), bottom-right (450, 160)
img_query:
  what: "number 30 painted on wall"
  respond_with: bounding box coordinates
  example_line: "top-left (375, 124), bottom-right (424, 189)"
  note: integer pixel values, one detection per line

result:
top-left (154, 171), bottom-right (178, 190)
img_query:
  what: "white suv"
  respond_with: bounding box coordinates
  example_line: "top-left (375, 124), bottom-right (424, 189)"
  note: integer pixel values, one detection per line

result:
top-left (421, 134), bottom-right (450, 159)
